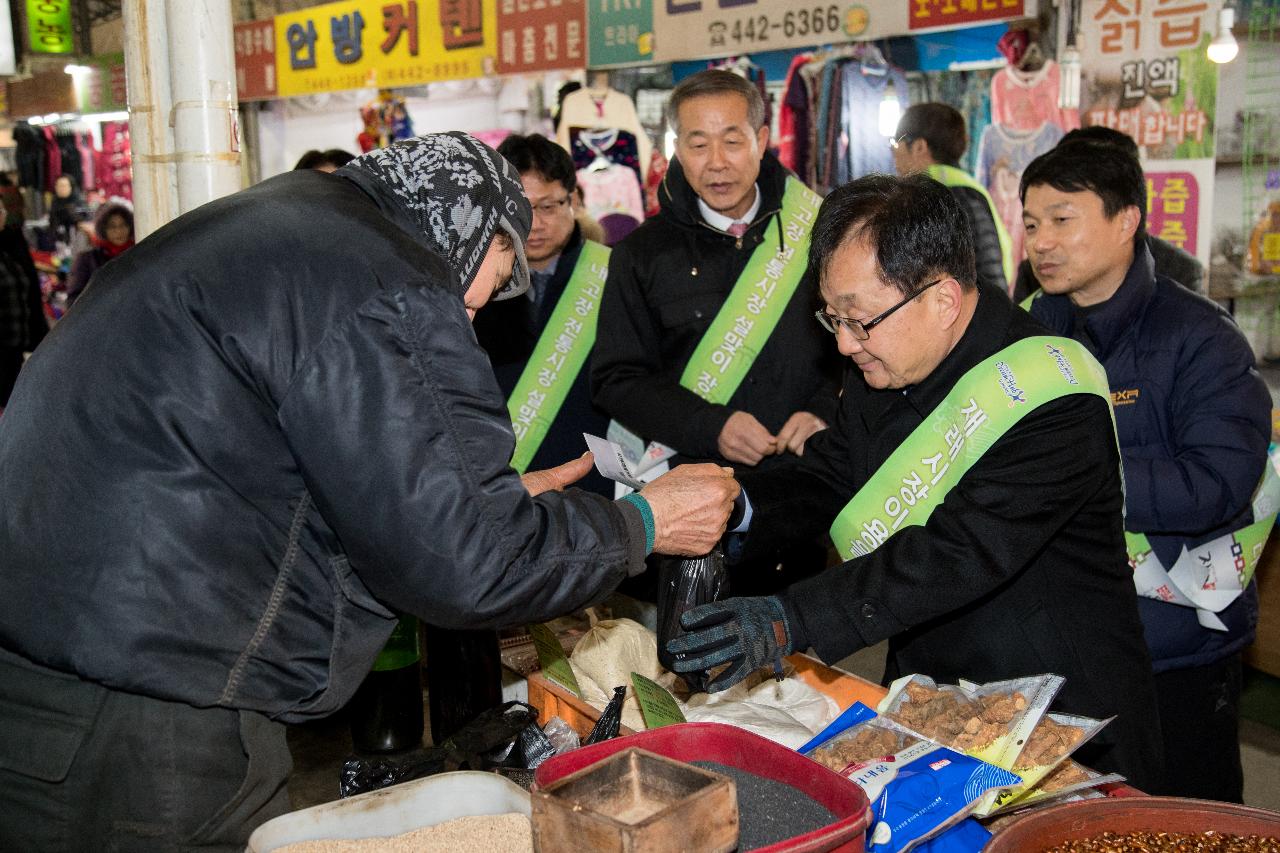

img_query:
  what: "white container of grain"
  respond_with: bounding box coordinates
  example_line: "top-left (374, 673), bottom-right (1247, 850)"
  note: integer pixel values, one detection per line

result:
top-left (245, 770), bottom-right (532, 853)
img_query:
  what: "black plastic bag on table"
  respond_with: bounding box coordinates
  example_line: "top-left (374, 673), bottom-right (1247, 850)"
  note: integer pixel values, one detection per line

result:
top-left (656, 547), bottom-right (729, 694)
top-left (340, 701), bottom-right (539, 797)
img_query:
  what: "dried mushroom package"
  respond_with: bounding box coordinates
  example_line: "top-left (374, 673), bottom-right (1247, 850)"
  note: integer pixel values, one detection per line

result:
top-left (877, 674), bottom-right (1064, 769)
top-left (976, 711), bottom-right (1113, 817)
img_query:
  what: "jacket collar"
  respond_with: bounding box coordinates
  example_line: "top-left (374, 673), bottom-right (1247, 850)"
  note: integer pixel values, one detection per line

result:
top-left (659, 150), bottom-right (790, 234)
top-left (1032, 242), bottom-right (1156, 357)
top-left (857, 287), bottom-right (1014, 425)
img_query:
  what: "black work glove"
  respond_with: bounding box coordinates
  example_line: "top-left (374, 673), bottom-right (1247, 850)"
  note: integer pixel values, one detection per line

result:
top-left (665, 595), bottom-right (798, 693)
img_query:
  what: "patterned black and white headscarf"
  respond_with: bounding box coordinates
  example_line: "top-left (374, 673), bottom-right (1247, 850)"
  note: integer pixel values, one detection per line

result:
top-left (338, 131), bottom-right (532, 300)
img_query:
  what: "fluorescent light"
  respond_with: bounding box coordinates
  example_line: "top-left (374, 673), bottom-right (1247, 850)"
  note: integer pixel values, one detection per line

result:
top-left (1208, 8), bottom-right (1239, 64)
top-left (64, 63), bottom-right (92, 75)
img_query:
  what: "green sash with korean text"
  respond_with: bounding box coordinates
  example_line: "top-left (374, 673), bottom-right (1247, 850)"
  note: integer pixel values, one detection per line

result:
top-left (830, 337), bottom-right (1112, 560)
top-left (507, 241), bottom-right (611, 473)
top-left (678, 177), bottom-right (823, 404)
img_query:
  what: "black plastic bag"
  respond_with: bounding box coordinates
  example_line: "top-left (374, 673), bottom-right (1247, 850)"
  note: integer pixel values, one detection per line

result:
top-left (584, 686), bottom-right (627, 745)
top-left (340, 701), bottom-right (540, 797)
top-left (656, 547), bottom-right (729, 693)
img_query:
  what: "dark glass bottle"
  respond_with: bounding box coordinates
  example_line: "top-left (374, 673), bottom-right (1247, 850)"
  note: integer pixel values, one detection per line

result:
top-left (349, 615), bottom-right (424, 754)
top-left (425, 625), bottom-right (503, 745)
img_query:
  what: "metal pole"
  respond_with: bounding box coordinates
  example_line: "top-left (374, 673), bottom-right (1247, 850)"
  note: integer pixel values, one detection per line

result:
top-left (165, 0), bottom-right (241, 215)
top-left (123, 0), bottom-right (177, 240)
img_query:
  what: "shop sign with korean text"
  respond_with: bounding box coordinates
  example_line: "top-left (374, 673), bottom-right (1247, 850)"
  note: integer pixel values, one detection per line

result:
top-left (587, 0), bottom-right (654, 67)
top-left (1078, 0), bottom-right (1220, 159)
top-left (274, 0), bottom-right (496, 98)
top-left (1143, 158), bottom-right (1214, 264)
top-left (651, 0), bottom-right (1034, 63)
top-left (75, 53), bottom-right (126, 114)
top-left (1078, 0), bottom-right (1220, 265)
top-left (236, 19), bottom-right (277, 101)
top-left (24, 0), bottom-right (74, 55)
top-left (497, 0), bottom-right (585, 73)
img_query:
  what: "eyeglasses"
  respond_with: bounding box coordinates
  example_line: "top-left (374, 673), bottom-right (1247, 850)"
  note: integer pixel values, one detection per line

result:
top-left (814, 279), bottom-right (943, 340)
top-left (889, 133), bottom-right (914, 150)
top-left (531, 196), bottom-right (572, 218)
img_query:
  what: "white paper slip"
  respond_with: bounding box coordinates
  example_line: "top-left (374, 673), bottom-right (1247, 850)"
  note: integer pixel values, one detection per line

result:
top-left (584, 433), bottom-right (646, 491)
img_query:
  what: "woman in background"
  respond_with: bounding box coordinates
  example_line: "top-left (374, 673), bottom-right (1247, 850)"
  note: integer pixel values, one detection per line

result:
top-left (66, 201), bottom-right (134, 305)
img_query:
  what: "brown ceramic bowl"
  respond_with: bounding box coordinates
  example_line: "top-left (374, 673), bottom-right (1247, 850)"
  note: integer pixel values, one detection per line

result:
top-left (984, 796), bottom-right (1280, 851)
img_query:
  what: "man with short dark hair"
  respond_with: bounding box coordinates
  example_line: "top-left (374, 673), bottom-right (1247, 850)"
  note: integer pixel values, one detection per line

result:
top-left (474, 133), bottom-right (612, 494)
top-left (666, 173), bottom-right (1164, 791)
top-left (1013, 126), bottom-right (1203, 300)
top-left (1021, 139), bottom-right (1270, 802)
top-left (592, 69), bottom-right (840, 593)
top-left (892, 102), bottom-right (1014, 297)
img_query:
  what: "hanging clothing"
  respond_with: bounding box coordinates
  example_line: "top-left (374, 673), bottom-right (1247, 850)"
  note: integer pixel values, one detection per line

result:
top-left (13, 123), bottom-right (46, 191)
top-left (576, 165), bottom-right (644, 244)
top-left (838, 63), bottom-right (909, 185)
top-left (569, 128), bottom-right (642, 187)
top-left (976, 122), bottom-right (1064, 263)
top-left (777, 54), bottom-right (813, 174)
top-left (555, 88), bottom-right (651, 182)
top-left (990, 60), bottom-right (1080, 134)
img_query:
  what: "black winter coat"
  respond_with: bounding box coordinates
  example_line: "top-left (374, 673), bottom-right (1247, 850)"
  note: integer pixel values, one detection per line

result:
top-left (590, 152), bottom-right (840, 465)
top-left (473, 224), bottom-right (612, 496)
top-left (1029, 245), bottom-right (1270, 672)
top-left (742, 288), bottom-right (1163, 790)
top-left (0, 170), bottom-right (645, 721)
top-left (949, 184), bottom-right (1009, 298)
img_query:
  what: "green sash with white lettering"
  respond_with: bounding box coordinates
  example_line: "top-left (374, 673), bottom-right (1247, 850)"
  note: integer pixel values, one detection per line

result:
top-left (679, 176), bottom-right (822, 404)
top-left (507, 241), bottom-right (611, 473)
top-left (830, 337), bottom-right (1112, 560)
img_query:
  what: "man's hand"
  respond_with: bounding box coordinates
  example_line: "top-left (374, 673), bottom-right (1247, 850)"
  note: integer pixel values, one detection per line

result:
top-left (640, 463), bottom-right (739, 555)
top-left (774, 411), bottom-right (827, 457)
top-left (665, 596), bottom-right (796, 692)
top-left (717, 411), bottom-right (777, 466)
top-left (521, 452), bottom-right (594, 497)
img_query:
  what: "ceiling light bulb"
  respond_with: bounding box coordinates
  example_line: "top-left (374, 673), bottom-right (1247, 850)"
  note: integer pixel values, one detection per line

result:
top-left (1208, 8), bottom-right (1238, 64)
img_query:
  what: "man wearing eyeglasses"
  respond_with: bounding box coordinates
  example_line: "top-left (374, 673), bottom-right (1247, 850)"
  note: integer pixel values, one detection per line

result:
top-left (891, 103), bottom-right (1014, 299)
top-left (474, 133), bottom-right (613, 496)
top-left (666, 173), bottom-right (1164, 791)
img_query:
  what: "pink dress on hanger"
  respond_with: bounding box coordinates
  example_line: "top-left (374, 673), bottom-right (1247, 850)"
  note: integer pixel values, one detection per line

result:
top-left (991, 60), bottom-right (1080, 133)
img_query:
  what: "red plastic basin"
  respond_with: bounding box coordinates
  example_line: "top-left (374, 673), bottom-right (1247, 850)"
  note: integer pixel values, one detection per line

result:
top-left (532, 722), bottom-right (872, 852)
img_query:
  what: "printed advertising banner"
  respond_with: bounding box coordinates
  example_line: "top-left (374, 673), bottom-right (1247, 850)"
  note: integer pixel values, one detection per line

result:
top-left (274, 0), bottom-right (496, 97)
top-left (1078, 0), bottom-right (1221, 264)
top-left (651, 0), bottom-right (1033, 64)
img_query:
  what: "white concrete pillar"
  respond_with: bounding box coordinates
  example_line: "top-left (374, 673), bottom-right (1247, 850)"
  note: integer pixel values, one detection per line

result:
top-left (124, 0), bottom-right (240, 239)
top-left (123, 0), bottom-right (177, 240)
top-left (165, 0), bottom-right (241, 215)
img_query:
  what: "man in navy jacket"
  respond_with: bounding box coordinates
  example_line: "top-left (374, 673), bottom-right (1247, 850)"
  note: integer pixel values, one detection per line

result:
top-left (1022, 139), bottom-right (1271, 801)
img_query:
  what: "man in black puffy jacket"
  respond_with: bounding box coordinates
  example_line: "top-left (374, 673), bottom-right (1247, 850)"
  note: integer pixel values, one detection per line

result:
top-left (0, 133), bottom-right (737, 849)
top-left (1022, 139), bottom-right (1271, 801)
top-left (892, 103), bottom-right (1014, 298)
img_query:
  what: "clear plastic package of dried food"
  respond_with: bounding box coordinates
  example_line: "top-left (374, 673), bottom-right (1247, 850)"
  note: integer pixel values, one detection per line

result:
top-left (800, 703), bottom-right (1020, 853)
top-left (1001, 759), bottom-right (1124, 812)
top-left (877, 674), bottom-right (1064, 769)
top-left (976, 712), bottom-right (1112, 816)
